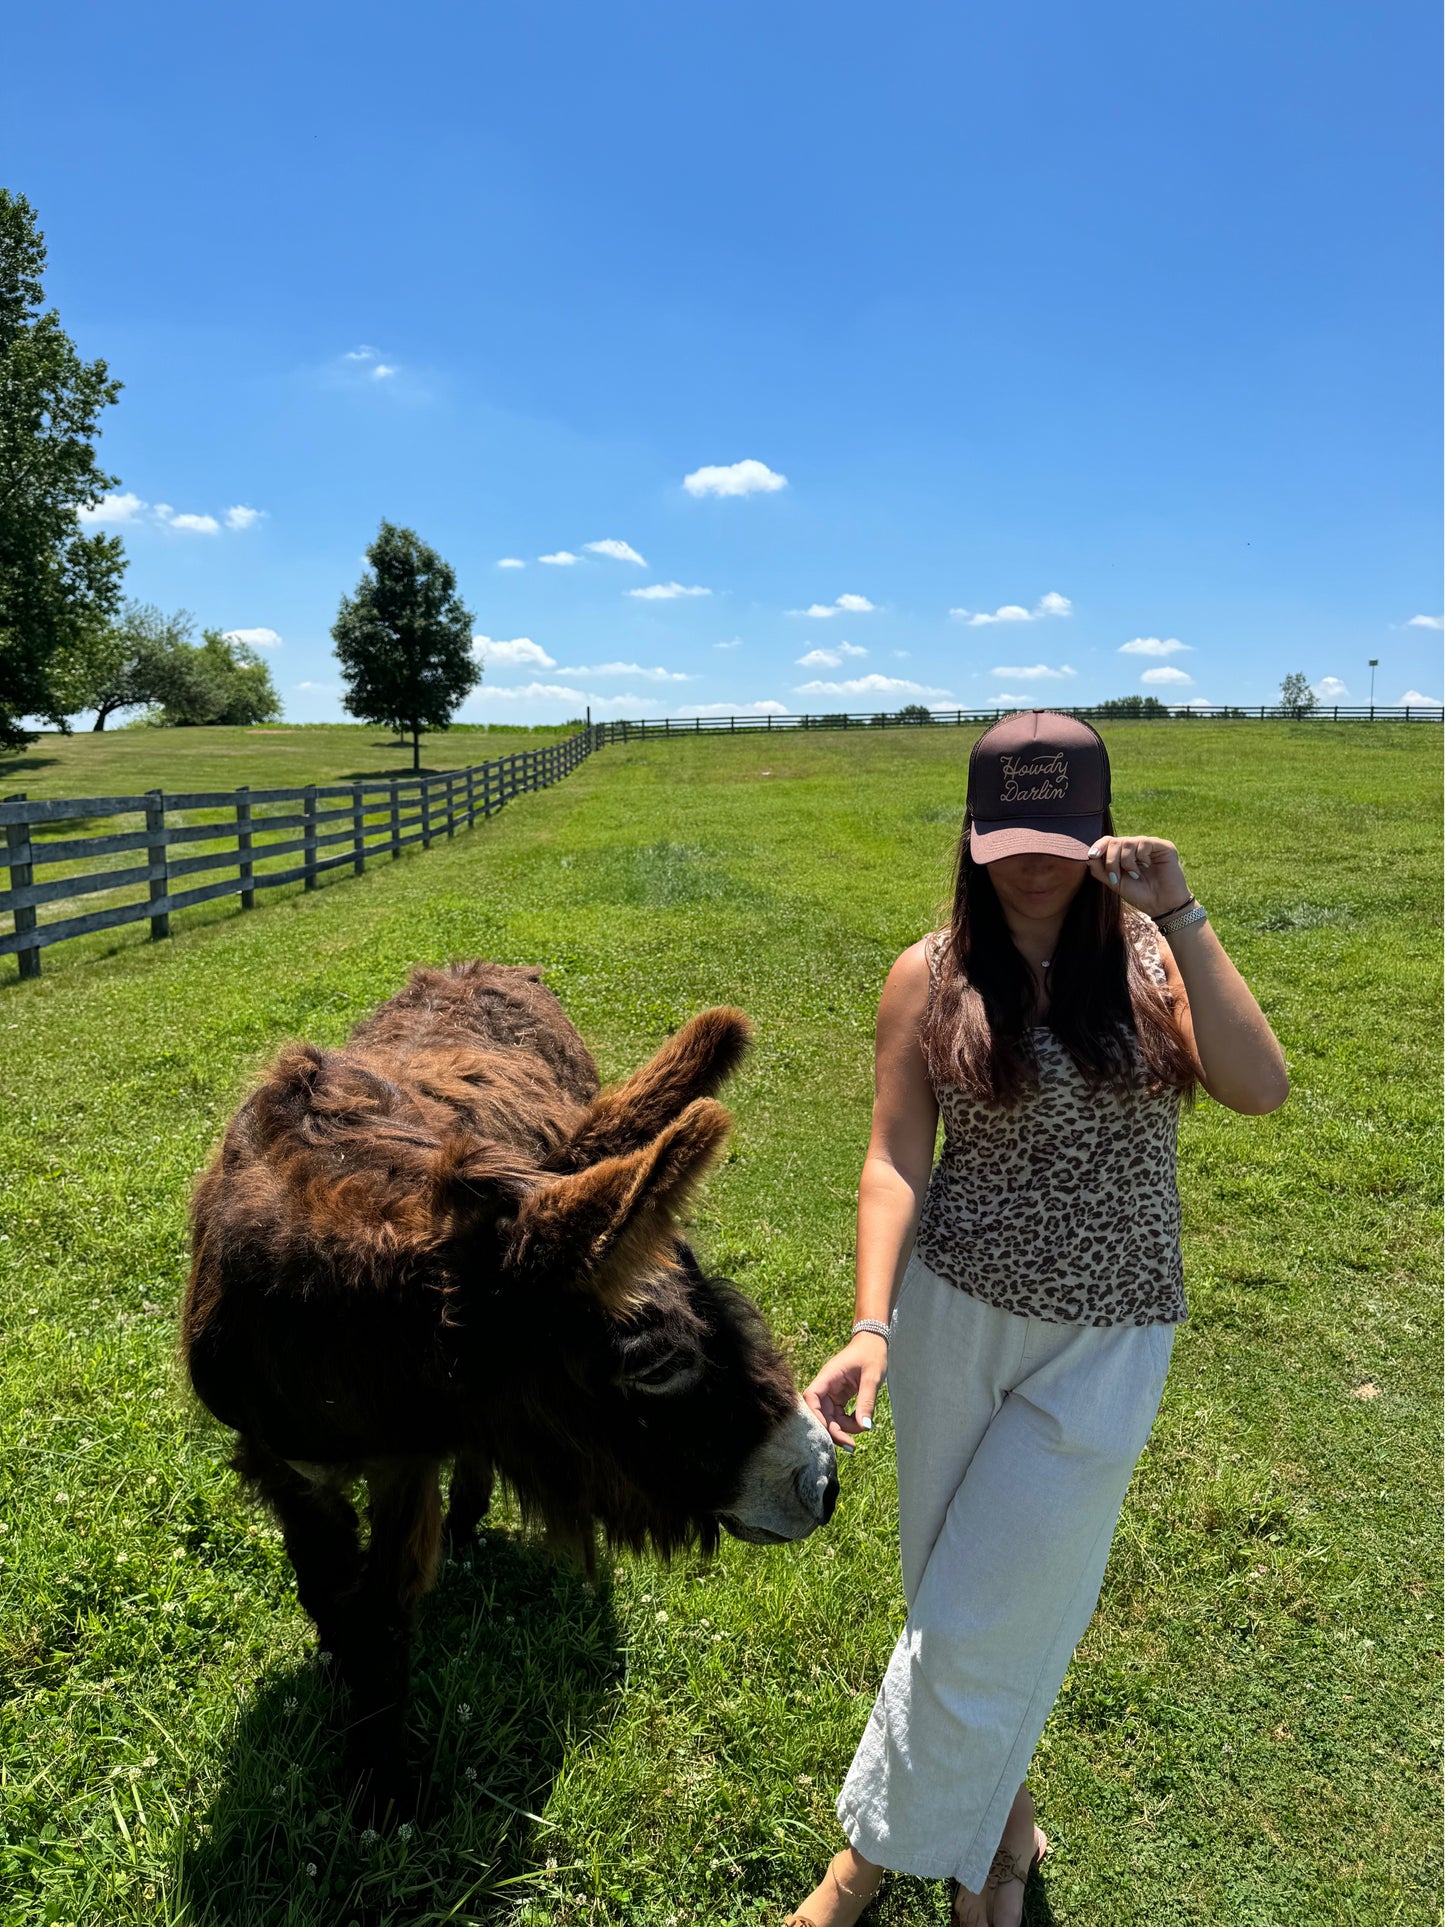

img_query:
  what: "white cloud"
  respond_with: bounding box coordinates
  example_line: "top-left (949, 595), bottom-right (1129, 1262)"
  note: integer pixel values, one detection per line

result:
top-left (799, 593), bottom-right (875, 618)
top-left (224, 504), bottom-right (263, 531)
top-left (1406, 614), bottom-right (1443, 629)
top-left (78, 491), bottom-right (148, 526)
top-left (584, 538), bottom-right (647, 566)
top-left (628, 581), bottom-right (712, 600)
top-left (1119, 636), bottom-right (1189, 657)
top-left (496, 557), bottom-right (526, 569)
top-left (554, 662), bottom-right (694, 682)
top-left (951, 592), bottom-right (1073, 627)
top-left (1312, 676), bottom-right (1350, 701)
top-left (990, 694), bottom-right (1039, 707)
top-left (224, 627), bottom-right (282, 649)
top-left (795, 674), bottom-right (954, 699)
top-left (155, 505), bottom-right (221, 534)
top-left (990, 663), bottom-right (1077, 681)
top-left (676, 699), bottom-right (790, 717)
top-left (371, 363), bottom-right (398, 380)
top-left (470, 682), bottom-right (662, 712)
top-left (1141, 665), bottom-right (1194, 687)
top-left (538, 550), bottom-right (580, 566)
top-left (472, 681), bottom-right (591, 704)
top-left (683, 459), bottom-right (788, 498)
top-left (294, 680), bottom-right (337, 692)
top-left (713, 638), bottom-right (743, 650)
top-left (795, 643), bottom-right (868, 668)
top-left (343, 346), bottom-right (379, 361)
top-left (1184, 698), bottom-right (1214, 709)
top-left (1399, 688), bottom-right (1444, 706)
top-left (472, 636), bottom-right (557, 669)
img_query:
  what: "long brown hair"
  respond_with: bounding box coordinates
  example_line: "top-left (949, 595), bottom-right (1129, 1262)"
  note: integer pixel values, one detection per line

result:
top-left (920, 811), bottom-right (1197, 1105)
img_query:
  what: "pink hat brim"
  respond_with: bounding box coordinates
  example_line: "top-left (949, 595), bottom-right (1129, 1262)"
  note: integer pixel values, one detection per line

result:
top-left (970, 817), bottom-right (1102, 865)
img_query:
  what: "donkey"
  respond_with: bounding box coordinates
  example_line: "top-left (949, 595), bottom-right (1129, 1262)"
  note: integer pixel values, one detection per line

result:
top-left (181, 961), bottom-right (837, 1814)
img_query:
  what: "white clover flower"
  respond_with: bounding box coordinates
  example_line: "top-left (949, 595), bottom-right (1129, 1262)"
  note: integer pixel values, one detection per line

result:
top-left (271, 1783), bottom-right (285, 1798)
top-left (360, 1827), bottom-right (379, 1845)
top-left (398, 1822), bottom-right (413, 1841)
top-left (655, 1610), bottom-right (668, 1624)
top-left (306, 1862), bottom-right (317, 1877)
top-left (464, 1766), bottom-right (477, 1782)
top-left (457, 1701), bottom-right (472, 1722)
top-left (284, 1696), bottom-right (298, 1712)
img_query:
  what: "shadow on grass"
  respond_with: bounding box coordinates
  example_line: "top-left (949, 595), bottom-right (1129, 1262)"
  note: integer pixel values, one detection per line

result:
top-left (0, 754), bottom-right (61, 786)
top-left (176, 1528), bottom-right (624, 1927)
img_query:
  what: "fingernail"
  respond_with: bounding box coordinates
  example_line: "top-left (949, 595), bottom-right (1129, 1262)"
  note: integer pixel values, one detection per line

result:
top-left (838, 1439), bottom-right (855, 1455)
top-left (858, 1415), bottom-right (873, 1431)
top-left (1128, 868), bottom-right (1140, 879)
top-left (1109, 870), bottom-right (1118, 885)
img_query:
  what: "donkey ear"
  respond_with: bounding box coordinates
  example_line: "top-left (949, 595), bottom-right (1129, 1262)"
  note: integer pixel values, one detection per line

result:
top-left (509, 1097), bottom-right (731, 1310)
top-left (561, 1008), bottom-right (752, 1169)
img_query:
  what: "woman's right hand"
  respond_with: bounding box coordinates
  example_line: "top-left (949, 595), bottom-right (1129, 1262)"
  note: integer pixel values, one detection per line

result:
top-left (804, 1333), bottom-right (890, 1452)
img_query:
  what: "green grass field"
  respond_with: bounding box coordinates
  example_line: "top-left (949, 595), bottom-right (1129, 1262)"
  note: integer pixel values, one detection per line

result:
top-left (1, 724), bottom-right (1439, 1927)
top-left (0, 722), bottom-right (575, 803)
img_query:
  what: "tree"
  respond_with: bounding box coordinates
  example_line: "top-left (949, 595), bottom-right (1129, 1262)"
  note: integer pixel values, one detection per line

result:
top-left (1278, 672), bottom-right (1317, 719)
top-left (1096, 694), bottom-right (1173, 717)
top-left (0, 189), bottom-right (126, 749)
top-left (332, 523), bottom-right (478, 769)
top-left (157, 629), bottom-right (282, 727)
top-left (49, 599), bottom-right (195, 727)
top-left (895, 703), bottom-right (933, 724)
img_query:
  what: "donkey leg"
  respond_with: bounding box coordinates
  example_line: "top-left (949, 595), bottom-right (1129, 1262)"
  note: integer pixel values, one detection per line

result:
top-left (443, 1448), bottom-right (495, 1554)
top-left (232, 1435), bottom-right (363, 1665)
top-left (343, 1458), bottom-right (443, 1821)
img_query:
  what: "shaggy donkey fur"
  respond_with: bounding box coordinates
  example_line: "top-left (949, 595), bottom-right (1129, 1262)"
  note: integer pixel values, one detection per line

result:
top-left (182, 961), bottom-right (822, 1816)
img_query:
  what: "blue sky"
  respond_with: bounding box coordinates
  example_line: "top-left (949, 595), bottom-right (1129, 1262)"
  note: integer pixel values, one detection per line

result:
top-left (8, 0), bottom-right (1440, 720)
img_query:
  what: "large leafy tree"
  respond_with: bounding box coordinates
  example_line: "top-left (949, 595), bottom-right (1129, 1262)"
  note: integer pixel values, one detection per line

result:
top-left (332, 522), bottom-right (479, 770)
top-left (50, 599), bottom-right (195, 727)
top-left (0, 189), bottom-right (126, 749)
top-left (159, 629), bottom-right (282, 727)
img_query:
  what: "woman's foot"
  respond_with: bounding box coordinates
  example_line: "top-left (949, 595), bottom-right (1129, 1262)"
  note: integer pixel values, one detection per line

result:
top-left (979, 1783), bottom-right (1048, 1927)
top-left (785, 1846), bottom-right (884, 1927)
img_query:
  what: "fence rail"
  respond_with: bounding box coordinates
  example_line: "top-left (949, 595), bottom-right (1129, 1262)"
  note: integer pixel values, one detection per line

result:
top-left (1, 726), bottom-right (606, 980)
top-left (600, 703), bottom-right (1439, 739)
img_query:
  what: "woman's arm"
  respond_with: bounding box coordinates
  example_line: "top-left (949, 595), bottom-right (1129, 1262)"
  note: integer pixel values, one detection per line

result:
top-left (803, 941), bottom-right (940, 1451)
top-left (1087, 833), bottom-right (1290, 1116)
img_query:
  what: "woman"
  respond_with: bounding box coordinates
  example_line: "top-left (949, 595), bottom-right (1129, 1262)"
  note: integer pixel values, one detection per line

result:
top-left (786, 710), bottom-right (1288, 1927)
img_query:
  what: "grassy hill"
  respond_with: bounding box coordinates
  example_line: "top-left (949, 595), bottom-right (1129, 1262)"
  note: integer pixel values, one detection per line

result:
top-left (1, 721), bottom-right (576, 803)
top-left (0, 723), bottom-right (1438, 1926)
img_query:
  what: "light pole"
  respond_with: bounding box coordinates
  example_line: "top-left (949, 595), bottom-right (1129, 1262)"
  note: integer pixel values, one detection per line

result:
top-left (1368, 658), bottom-right (1379, 707)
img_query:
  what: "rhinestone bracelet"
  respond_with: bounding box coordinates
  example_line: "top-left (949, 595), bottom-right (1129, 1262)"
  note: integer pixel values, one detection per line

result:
top-left (851, 1318), bottom-right (892, 1343)
top-left (1157, 900), bottom-right (1208, 937)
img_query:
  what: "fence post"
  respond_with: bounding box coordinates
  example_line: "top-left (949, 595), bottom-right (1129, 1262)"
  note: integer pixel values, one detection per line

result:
top-left (144, 790), bottom-right (171, 941)
top-left (445, 772), bottom-right (455, 838)
top-left (389, 778), bottom-right (402, 859)
top-left (4, 795), bottom-right (39, 981)
top-left (303, 786), bottom-right (318, 891)
top-left (237, 786), bottom-right (254, 909)
top-left (421, 779), bottom-right (432, 850)
top-left (466, 765), bottom-right (476, 827)
top-left (352, 783), bottom-right (365, 874)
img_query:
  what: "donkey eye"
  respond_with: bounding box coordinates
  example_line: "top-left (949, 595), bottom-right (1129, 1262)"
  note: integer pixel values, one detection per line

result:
top-left (613, 1328), bottom-right (705, 1398)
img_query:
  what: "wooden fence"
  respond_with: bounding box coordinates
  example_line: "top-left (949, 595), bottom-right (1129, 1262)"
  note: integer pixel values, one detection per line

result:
top-left (1, 726), bottom-right (605, 981)
top-left (601, 702), bottom-right (1439, 739)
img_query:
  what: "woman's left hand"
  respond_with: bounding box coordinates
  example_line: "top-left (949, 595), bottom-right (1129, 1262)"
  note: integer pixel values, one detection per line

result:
top-left (1084, 835), bottom-right (1191, 918)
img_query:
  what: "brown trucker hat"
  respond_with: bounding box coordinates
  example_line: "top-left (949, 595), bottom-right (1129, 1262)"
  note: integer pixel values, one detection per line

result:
top-left (967, 709), bottom-right (1111, 864)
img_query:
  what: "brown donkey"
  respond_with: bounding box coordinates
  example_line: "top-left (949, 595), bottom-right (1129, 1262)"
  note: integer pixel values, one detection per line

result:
top-left (182, 961), bottom-right (837, 1816)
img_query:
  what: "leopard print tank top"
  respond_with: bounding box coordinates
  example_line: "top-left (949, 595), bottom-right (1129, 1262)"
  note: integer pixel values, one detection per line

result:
top-left (912, 916), bottom-right (1186, 1326)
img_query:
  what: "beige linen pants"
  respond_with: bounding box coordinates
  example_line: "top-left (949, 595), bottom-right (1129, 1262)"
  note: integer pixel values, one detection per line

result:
top-left (836, 1252), bottom-right (1174, 1895)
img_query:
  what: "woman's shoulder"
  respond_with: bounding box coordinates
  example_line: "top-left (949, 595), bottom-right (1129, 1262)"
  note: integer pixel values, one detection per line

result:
top-left (880, 933), bottom-right (942, 1019)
